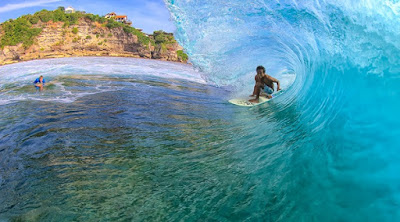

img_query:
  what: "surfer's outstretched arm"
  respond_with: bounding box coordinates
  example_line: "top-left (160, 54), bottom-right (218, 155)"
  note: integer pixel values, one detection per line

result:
top-left (276, 80), bottom-right (281, 91)
top-left (265, 74), bottom-right (281, 91)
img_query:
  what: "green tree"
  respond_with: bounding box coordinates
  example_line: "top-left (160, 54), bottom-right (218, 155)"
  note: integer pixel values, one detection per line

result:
top-left (36, 10), bottom-right (52, 22)
top-left (53, 9), bottom-right (67, 22)
top-left (153, 30), bottom-right (175, 44)
top-left (67, 13), bottom-right (80, 24)
top-left (106, 20), bottom-right (123, 29)
top-left (0, 17), bottom-right (42, 49)
top-left (29, 15), bottom-right (40, 24)
top-left (177, 50), bottom-right (189, 62)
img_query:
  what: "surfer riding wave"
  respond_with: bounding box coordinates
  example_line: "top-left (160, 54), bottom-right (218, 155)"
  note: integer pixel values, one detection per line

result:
top-left (249, 66), bottom-right (280, 103)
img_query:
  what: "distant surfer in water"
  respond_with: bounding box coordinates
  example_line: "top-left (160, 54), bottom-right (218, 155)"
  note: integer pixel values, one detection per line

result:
top-left (33, 75), bottom-right (46, 91)
top-left (249, 66), bottom-right (280, 103)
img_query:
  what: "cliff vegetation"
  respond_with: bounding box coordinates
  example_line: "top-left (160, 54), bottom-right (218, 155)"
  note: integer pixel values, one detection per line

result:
top-left (0, 8), bottom-right (188, 65)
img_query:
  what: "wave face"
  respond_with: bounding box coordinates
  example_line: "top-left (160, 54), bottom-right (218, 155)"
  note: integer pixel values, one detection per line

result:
top-left (165, 0), bottom-right (400, 220)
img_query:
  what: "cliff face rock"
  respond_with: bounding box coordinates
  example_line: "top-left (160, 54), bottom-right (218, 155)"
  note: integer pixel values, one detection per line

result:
top-left (0, 18), bottom-right (186, 65)
top-left (152, 42), bottom-right (184, 61)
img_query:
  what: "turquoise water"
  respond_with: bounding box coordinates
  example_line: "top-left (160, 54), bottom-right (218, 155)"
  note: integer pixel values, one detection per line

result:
top-left (164, 0), bottom-right (400, 220)
top-left (1, 0), bottom-right (400, 221)
top-left (0, 57), bottom-right (293, 221)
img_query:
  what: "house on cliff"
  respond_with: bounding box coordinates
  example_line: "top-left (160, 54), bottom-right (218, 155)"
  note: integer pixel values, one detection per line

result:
top-left (115, 15), bottom-right (127, 22)
top-left (105, 12), bottom-right (132, 26)
top-left (105, 12), bottom-right (116, 19)
top-left (65, 6), bottom-right (75, 14)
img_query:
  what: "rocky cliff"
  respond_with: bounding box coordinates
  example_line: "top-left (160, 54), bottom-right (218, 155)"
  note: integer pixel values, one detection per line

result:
top-left (0, 10), bottom-right (188, 66)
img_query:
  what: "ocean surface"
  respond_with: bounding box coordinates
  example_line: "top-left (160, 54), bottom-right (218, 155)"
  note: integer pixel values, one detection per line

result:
top-left (0, 0), bottom-right (400, 221)
top-left (0, 57), bottom-right (294, 221)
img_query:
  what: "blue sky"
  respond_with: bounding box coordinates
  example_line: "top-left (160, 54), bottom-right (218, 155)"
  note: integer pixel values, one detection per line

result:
top-left (0, 0), bottom-right (175, 33)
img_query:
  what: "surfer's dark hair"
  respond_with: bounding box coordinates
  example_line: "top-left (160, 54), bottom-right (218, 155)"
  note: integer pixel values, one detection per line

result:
top-left (256, 66), bottom-right (265, 75)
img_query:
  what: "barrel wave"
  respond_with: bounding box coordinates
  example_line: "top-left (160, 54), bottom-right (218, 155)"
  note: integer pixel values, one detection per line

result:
top-left (1, 1), bottom-right (400, 221)
top-left (165, 0), bottom-right (400, 221)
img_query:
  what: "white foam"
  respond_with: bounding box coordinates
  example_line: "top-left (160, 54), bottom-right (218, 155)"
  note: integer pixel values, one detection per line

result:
top-left (0, 57), bottom-right (207, 104)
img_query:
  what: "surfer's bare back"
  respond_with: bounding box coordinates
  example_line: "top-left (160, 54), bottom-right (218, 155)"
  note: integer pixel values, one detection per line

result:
top-left (249, 66), bottom-right (281, 103)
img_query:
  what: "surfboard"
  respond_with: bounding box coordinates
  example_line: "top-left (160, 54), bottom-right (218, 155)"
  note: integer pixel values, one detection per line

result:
top-left (229, 90), bottom-right (284, 107)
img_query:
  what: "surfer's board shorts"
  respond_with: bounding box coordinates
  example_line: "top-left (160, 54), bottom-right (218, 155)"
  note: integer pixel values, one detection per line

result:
top-left (263, 86), bottom-right (274, 95)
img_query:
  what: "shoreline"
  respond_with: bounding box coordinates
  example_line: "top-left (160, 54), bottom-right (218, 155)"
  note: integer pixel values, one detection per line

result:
top-left (0, 54), bottom-right (192, 67)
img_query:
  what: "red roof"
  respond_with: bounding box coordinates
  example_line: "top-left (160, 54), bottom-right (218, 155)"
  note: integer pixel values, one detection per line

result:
top-left (115, 15), bottom-right (127, 19)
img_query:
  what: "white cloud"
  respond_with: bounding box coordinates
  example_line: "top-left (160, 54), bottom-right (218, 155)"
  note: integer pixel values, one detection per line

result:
top-left (0, 0), bottom-right (62, 13)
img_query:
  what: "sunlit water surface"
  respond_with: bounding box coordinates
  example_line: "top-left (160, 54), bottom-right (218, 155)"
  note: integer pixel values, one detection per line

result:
top-left (0, 55), bottom-right (398, 222)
